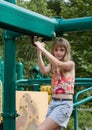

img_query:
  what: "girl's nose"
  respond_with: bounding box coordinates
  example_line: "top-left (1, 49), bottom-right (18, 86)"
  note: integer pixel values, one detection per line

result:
top-left (57, 51), bottom-right (61, 54)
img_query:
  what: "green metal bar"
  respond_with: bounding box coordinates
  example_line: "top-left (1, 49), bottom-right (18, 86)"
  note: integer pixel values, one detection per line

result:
top-left (74, 86), bottom-right (92, 130)
top-left (74, 96), bottom-right (92, 130)
top-left (74, 95), bottom-right (92, 130)
top-left (16, 62), bottom-right (24, 91)
top-left (2, 27), bottom-right (17, 130)
top-left (74, 86), bottom-right (92, 101)
top-left (76, 78), bottom-right (92, 81)
top-left (17, 62), bottom-right (23, 80)
top-left (74, 96), bottom-right (92, 107)
top-left (0, 0), bottom-right (92, 39)
top-left (3, 30), bottom-right (23, 38)
top-left (16, 78), bottom-right (51, 86)
top-left (74, 107), bottom-right (78, 130)
top-left (75, 78), bottom-right (92, 86)
top-left (1, 60), bottom-right (4, 86)
top-left (2, 0), bottom-right (17, 128)
top-left (0, 58), bottom-right (2, 81)
top-left (0, 0), bottom-right (56, 39)
top-left (57, 17), bottom-right (92, 34)
top-left (16, 78), bottom-right (92, 88)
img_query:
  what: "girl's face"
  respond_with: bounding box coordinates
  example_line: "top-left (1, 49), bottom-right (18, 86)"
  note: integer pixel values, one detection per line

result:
top-left (53, 46), bottom-right (66, 60)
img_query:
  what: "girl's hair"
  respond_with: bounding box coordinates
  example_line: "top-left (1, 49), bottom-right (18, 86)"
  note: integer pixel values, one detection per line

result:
top-left (51, 37), bottom-right (71, 62)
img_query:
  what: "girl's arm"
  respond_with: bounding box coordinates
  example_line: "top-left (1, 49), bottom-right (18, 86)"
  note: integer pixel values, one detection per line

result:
top-left (35, 41), bottom-right (75, 71)
top-left (36, 46), bottom-right (51, 74)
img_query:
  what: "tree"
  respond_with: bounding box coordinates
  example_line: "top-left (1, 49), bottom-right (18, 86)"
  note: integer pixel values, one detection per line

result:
top-left (59, 0), bottom-right (92, 78)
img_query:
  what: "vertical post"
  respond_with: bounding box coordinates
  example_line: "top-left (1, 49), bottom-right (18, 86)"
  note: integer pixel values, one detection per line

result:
top-left (0, 58), bottom-right (4, 122)
top-left (33, 66), bottom-right (41, 91)
top-left (74, 98), bottom-right (78, 130)
top-left (0, 58), bottom-right (2, 81)
top-left (2, 0), bottom-right (16, 129)
top-left (17, 62), bottom-right (23, 80)
top-left (1, 61), bottom-right (4, 86)
top-left (2, 30), bottom-right (17, 130)
top-left (0, 81), bottom-right (2, 120)
top-left (16, 62), bottom-right (24, 91)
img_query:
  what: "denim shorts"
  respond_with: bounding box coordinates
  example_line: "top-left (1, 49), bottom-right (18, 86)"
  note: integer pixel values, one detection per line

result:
top-left (46, 99), bottom-right (73, 128)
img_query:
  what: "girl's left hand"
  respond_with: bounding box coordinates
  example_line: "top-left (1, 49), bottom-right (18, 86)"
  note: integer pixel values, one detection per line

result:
top-left (34, 41), bottom-right (46, 50)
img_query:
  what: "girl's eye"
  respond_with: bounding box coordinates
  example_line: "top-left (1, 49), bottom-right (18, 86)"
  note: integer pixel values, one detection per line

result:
top-left (55, 49), bottom-right (58, 51)
top-left (60, 49), bottom-right (64, 51)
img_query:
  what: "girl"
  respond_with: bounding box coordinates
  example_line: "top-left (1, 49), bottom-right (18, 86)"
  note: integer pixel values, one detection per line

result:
top-left (34, 37), bottom-right (75, 130)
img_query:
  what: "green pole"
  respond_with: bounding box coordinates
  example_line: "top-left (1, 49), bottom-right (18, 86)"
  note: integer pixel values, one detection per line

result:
top-left (16, 62), bottom-right (24, 91)
top-left (74, 98), bottom-right (78, 130)
top-left (1, 60), bottom-right (4, 86)
top-left (74, 87), bottom-right (92, 130)
top-left (17, 62), bottom-right (23, 80)
top-left (2, 28), bottom-right (17, 130)
top-left (2, 0), bottom-right (17, 129)
top-left (0, 57), bottom-right (4, 85)
top-left (0, 57), bottom-right (2, 81)
top-left (56, 16), bottom-right (92, 35)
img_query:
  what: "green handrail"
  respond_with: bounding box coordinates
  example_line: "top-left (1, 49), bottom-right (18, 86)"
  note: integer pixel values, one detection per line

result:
top-left (74, 86), bottom-right (92, 130)
top-left (16, 78), bottom-right (92, 90)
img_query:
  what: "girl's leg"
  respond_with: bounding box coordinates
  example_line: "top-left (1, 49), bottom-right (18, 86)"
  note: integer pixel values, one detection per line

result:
top-left (36, 118), bottom-right (60, 130)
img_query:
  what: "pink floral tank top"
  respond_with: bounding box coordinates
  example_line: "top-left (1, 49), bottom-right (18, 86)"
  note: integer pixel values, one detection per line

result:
top-left (51, 68), bottom-right (75, 95)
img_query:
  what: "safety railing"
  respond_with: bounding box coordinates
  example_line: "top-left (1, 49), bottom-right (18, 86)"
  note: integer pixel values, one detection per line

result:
top-left (74, 86), bottom-right (92, 130)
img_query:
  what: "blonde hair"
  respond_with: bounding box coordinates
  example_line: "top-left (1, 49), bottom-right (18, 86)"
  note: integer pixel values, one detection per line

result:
top-left (51, 37), bottom-right (72, 75)
top-left (51, 37), bottom-right (71, 62)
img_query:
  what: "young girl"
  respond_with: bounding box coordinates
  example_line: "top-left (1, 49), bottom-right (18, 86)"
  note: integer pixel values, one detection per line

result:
top-left (34, 37), bottom-right (75, 130)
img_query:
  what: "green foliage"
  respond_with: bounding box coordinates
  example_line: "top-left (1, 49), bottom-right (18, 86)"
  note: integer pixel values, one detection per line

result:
top-left (68, 31), bottom-right (92, 78)
top-left (78, 110), bottom-right (92, 130)
top-left (60, 0), bottom-right (92, 18)
top-left (17, 0), bottom-right (53, 17)
top-left (67, 110), bottom-right (92, 130)
top-left (16, 36), bottom-right (38, 78)
top-left (47, 0), bottom-right (62, 16)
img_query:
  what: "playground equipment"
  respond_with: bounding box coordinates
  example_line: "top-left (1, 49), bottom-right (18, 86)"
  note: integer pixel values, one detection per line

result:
top-left (16, 69), bottom-right (92, 130)
top-left (0, 0), bottom-right (92, 130)
top-left (0, 61), bottom-right (92, 130)
top-left (16, 73), bottom-right (92, 130)
top-left (1, 62), bottom-right (92, 130)
top-left (16, 91), bottom-right (48, 130)
top-left (16, 65), bottom-right (92, 129)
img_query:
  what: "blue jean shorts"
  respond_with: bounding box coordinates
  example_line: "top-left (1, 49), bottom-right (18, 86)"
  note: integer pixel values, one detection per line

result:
top-left (46, 99), bottom-right (73, 128)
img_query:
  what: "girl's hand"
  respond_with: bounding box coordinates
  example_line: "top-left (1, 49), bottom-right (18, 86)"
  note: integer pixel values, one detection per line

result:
top-left (34, 41), bottom-right (46, 50)
top-left (41, 42), bottom-right (46, 48)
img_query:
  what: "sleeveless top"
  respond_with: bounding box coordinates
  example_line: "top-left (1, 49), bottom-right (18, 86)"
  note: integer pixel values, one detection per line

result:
top-left (51, 68), bottom-right (75, 95)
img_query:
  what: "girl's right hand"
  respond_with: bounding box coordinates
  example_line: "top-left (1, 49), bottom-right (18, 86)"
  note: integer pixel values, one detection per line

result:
top-left (34, 41), bottom-right (46, 50)
top-left (41, 42), bottom-right (46, 48)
